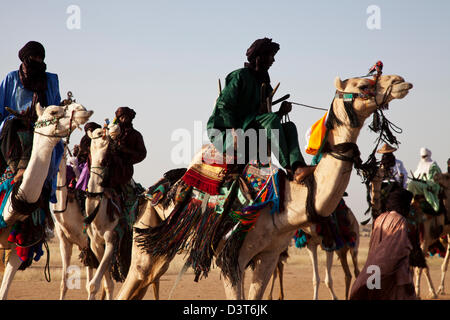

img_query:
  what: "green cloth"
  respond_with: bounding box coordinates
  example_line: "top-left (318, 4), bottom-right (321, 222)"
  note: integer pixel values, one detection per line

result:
top-left (207, 67), bottom-right (304, 168)
top-left (407, 162), bottom-right (442, 213)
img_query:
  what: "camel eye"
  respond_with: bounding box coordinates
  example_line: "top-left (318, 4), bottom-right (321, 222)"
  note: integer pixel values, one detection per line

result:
top-left (359, 85), bottom-right (369, 91)
top-left (50, 110), bottom-right (59, 116)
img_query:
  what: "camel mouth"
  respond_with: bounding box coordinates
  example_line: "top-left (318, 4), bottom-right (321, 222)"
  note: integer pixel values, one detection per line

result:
top-left (390, 81), bottom-right (413, 98)
top-left (74, 110), bottom-right (94, 125)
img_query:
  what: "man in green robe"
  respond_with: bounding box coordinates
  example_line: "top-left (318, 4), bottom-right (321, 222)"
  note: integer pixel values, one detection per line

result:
top-left (206, 38), bottom-right (315, 183)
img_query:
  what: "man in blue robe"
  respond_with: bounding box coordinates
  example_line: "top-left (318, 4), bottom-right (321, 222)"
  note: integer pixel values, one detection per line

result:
top-left (0, 41), bottom-right (63, 203)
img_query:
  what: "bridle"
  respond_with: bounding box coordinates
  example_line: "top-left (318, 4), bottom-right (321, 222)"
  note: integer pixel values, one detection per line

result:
top-left (33, 105), bottom-right (80, 140)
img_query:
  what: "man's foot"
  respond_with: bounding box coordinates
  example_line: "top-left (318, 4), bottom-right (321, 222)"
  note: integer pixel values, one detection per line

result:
top-left (294, 165), bottom-right (316, 183)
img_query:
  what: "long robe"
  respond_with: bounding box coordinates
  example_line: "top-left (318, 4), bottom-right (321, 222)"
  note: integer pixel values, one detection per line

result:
top-left (206, 67), bottom-right (304, 168)
top-left (349, 211), bottom-right (417, 300)
top-left (0, 70), bottom-right (62, 203)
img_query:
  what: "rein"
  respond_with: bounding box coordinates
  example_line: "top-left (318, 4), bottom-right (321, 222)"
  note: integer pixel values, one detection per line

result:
top-left (53, 183), bottom-right (69, 214)
top-left (326, 76), bottom-right (403, 217)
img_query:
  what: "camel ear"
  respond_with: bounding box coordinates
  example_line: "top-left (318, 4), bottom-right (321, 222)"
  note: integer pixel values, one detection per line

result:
top-left (334, 77), bottom-right (345, 91)
top-left (35, 102), bottom-right (44, 117)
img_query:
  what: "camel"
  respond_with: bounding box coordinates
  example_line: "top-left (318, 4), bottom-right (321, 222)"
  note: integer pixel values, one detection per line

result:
top-left (51, 145), bottom-right (94, 300)
top-left (267, 206), bottom-right (360, 300)
top-left (412, 172), bottom-right (450, 299)
top-left (119, 73), bottom-right (413, 300)
top-left (82, 126), bottom-right (123, 299)
top-left (0, 102), bottom-right (93, 299)
top-left (115, 186), bottom-right (175, 300)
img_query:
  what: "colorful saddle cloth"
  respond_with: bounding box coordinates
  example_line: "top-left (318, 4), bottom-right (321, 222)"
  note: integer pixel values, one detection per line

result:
top-left (294, 199), bottom-right (356, 252)
top-left (135, 160), bottom-right (282, 282)
top-left (181, 144), bottom-right (236, 195)
top-left (0, 168), bottom-right (47, 269)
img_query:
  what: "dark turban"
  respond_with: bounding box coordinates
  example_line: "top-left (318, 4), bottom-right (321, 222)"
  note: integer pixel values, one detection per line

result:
top-left (84, 122), bottom-right (102, 133)
top-left (385, 188), bottom-right (413, 217)
top-left (18, 41), bottom-right (46, 62)
top-left (246, 38), bottom-right (280, 63)
top-left (115, 106), bottom-right (136, 120)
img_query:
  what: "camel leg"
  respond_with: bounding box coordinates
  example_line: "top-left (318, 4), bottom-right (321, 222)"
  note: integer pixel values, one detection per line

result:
top-left (88, 231), bottom-right (116, 300)
top-left (306, 243), bottom-right (320, 300)
top-left (337, 248), bottom-right (353, 300)
top-left (266, 265), bottom-right (278, 300)
top-left (350, 246), bottom-right (360, 278)
top-left (0, 250), bottom-right (22, 300)
top-left (101, 270), bottom-right (115, 300)
top-left (152, 281), bottom-right (160, 300)
top-left (324, 250), bottom-right (338, 300)
top-left (423, 266), bottom-right (438, 299)
top-left (58, 232), bottom-right (73, 300)
top-left (414, 267), bottom-right (423, 298)
top-left (222, 274), bottom-right (243, 300)
top-left (277, 260), bottom-right (285, 300)
top-left (247, 252), bottom-right (280, 300)
top-left (437, 239), bottom-right (450, 295)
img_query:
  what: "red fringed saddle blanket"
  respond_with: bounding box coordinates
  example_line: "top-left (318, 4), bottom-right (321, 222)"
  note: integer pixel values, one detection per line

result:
top-left (181, 144), bottom-right (236, 195)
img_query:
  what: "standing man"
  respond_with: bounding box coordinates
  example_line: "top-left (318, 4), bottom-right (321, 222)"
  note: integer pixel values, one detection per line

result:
top-left (350, 188), bottom-right (417, 300)
top-left (0, 41), bottom-right (63, 203)
top-left (206, 38), bottom-right (315, 183)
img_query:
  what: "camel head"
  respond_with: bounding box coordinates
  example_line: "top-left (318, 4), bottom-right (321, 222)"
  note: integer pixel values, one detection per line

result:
top-left (333, 74), bottom-right (413, 125)
top-left (35, 102), bottom-right (94, 138)
top-left (87, 127), bottom-right (112, 163)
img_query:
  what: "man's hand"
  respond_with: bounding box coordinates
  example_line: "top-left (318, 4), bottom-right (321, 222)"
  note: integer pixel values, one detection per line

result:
top-left (277, 101), bottom-right (292, 116)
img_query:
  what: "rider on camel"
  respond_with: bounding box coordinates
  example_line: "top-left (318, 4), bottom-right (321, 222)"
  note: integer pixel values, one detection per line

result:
top-left (101, 106), bottom-right (147, 216)
top-left (377, 143), bottom-right (408, 189)
top-left (0, 41), bottom-right (63, 203)
top-left (408, 147), bottom-right (442, 214)
top-left (206, 37), bottom-right (315, 183)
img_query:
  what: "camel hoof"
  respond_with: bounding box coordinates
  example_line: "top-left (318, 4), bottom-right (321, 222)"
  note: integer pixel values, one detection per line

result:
top-left (437, 286), bottom-right (445, 295)
top-left (428, 292), bottom-right (438, 299)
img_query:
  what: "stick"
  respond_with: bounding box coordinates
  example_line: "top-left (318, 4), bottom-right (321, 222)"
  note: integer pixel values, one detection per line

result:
top-left (270, 82), bottom-right (280, 98)
top-left (272, 94), bottom-right (290, 106)
top-left (218, 79), bottom-right (222, 95)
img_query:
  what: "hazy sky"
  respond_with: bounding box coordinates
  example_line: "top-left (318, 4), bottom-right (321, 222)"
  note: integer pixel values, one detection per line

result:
top-left (1, 0), bottom-right (449, 222)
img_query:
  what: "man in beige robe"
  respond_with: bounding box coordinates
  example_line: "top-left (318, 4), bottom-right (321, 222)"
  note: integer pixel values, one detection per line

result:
top-left (350, 188), bottom-right (417, 300)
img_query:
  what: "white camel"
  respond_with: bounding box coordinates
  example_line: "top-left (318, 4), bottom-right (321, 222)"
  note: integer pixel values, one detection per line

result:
top-left (52, 144), bottom-right (95, 300)
top-left (267, 206), bottom-right (360, 300)
top-left (83, 126), bottom-right (122, 299)
top-left (412, 172), bottom-right (450, 299)
top-left (0, 102), bottom-right (93, 299)
top-left (118, 73), bottom-right (413, 300)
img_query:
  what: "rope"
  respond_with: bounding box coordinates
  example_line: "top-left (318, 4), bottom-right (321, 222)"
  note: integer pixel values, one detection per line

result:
top-left (43, 239), bottom-right (51, 282)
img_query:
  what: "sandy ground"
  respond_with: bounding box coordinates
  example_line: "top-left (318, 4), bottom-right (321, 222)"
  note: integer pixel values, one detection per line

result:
top-left (2, 236), bottom-right (450, 301)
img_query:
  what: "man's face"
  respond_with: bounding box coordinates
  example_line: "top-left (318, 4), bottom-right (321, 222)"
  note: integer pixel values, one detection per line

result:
top-left (119, 114), bottom-right (132, 125)
top-left (29, 56), bottom-right (44, 63)
top-left (256, 53), bottom-right (275, 71)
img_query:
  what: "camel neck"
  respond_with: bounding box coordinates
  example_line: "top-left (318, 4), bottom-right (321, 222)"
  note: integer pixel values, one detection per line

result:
top-left (20, 134), bottom-right (59, 203)
top-left (283, 99), bottom-right (364, 231)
